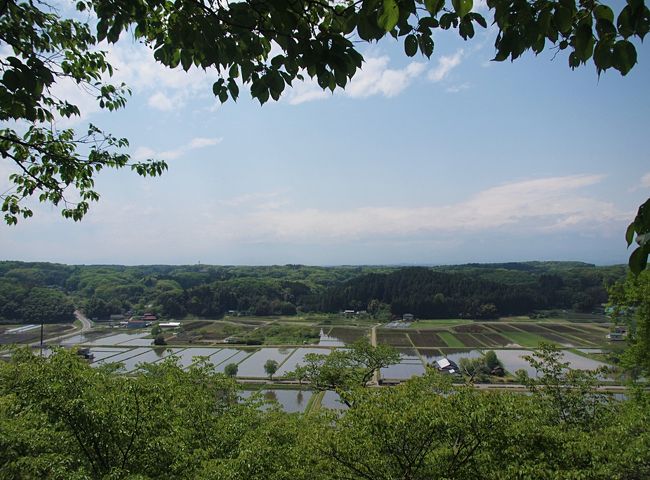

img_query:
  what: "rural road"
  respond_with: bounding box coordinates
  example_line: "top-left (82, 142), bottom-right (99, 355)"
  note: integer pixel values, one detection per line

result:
top-left (29, 310), bottom-right (94, 348)
top-left (75, 310), bottom-right (93, 332)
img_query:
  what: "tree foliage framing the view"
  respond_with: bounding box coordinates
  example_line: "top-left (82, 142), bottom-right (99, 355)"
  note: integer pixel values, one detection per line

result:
top-left (1, 0), bottom-right (649, 269)
top-left (2, 345), bottom-right (649, 479)
top-left (0, 0), bottom-right (167, 224)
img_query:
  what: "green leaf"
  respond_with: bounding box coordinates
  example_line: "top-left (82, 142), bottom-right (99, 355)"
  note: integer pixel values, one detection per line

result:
top-left (593, 41), bottom-right (613, 72)
top-left (472, 13), bottom-right (487, 28)
top-left (2, 70), bottom-right (20, 90)
top-left (452, 0), bottom-right (473, 18)
top-left (553, 6), bottom-right (573, 34)
top-left (574, 26), bottom-right (595, 62)
top-left (617, 6), bottom-right (634, 38)
top-left (612, 40), bottom-right (637, 75)
top-left (181, 51), bottom-right (193, 71)
top-left (378, 0), bottom-right (400, 32)
top-left (227, 80), bottom-right (239, 101)
top-left (419, 35), bottom-right (434, 57)
top-left (594, 5), bottom-right (614, 23)
top-left (404, 34), bottom-right (418, 56)
top-left (629, 245), bottom-right (649, 274)
top-left (424, 0), bottom-right (444, 15)
top-left (626, 222), bottom-right (636, 246)
top-left (596, 18), bottom-right (617, 40)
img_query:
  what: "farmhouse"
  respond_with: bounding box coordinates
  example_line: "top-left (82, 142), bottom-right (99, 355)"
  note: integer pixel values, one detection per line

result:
top-left (435, 358), bottom-right (459, 375)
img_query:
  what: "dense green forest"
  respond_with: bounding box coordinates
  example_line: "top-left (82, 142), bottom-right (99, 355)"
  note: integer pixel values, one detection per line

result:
top-left (0, 261), bottom-right (626, 322)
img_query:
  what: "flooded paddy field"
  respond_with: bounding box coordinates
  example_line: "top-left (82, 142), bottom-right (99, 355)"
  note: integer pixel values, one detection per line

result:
top-left (277, 347), bottom-right (330, 377)
top-left (492, 349), bottom-right (608, 378)
top-left (380, 347), bottom-right (424, 380)
top-left (240, 389), bottom-right (314, 413)
top-left (236, 348), bottom-right (295, 377)
top-left (7, 318), bottom-right (612, 383)
top-left (320, 390), bottom-right (348, 410)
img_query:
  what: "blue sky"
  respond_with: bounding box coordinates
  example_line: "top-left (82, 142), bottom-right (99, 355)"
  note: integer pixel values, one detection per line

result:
top-left (1, 8), bottom-right (649, 266)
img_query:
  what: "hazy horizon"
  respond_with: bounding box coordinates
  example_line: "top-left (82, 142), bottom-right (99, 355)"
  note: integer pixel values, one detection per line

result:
top-left (0, 257), bottom-right (627, 268)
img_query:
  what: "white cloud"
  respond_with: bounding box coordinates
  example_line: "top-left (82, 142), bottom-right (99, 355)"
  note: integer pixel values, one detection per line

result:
top-left (287, 81), bottom-right (330, 105)
top-left (133, 147), bottom-right (156, 161)
top-left (147, 91), bottom-right (178, 111)
top-left (134, 136), bottom-right (222, 161)
top-left (446, 82), bottom-right (470, 93)
top-left (641, 172), bottom-right (650, 188)
top-left (189, 137), bottom-right (222, 149)
top-left (229, 174), bottom-right (625, 242)
top-left (219, 191), bottom-right (289, 209)
top-left (105, 42), bottom-right (215, 112)
top-left (286, 56), bottom-right (425, 105)
top-left (345, 57), bottom-right (425, 98)
top-left (428, 49), bottom-right (464, 82)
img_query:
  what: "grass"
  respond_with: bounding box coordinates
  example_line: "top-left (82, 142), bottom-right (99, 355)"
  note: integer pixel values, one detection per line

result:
top-left (438, 332), bottom-right (465, 348)
top-left (306, 391), bottom-right (325, 413)
top-left (244, 324), bottom-right (320, 345)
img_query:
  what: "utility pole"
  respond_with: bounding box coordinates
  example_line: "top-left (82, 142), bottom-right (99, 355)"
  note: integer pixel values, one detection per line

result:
top-left (40, 321), bottom-right (44, 356)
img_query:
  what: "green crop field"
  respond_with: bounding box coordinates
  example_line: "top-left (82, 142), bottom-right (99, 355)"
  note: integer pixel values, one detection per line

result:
top-left (438, 332), bottom-right (465, 348)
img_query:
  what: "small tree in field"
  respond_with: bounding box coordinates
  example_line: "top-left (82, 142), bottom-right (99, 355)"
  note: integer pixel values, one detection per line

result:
top-left (264, 360), bottom-right (279, 380)
top-left (224, 363), bottom-right (238, 378)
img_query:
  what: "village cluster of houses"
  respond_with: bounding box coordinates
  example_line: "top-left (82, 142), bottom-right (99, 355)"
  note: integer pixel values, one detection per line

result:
top-left (110, 312), bottom-right (178, 329)
top-left (113, 312), bottom-right (159, 329)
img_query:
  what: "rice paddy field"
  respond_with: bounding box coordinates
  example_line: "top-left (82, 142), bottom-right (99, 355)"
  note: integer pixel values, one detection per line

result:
top-left (376, 321), bottom-right (612, 350)
top-left (2, 314), bottom-right (621, 389)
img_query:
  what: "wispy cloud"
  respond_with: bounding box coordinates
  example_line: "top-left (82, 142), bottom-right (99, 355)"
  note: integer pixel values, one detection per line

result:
top-left (446, 82), bottom-right (470, 93)
top-left (218, 191), bottom-right (287, 208)
top-left (147, 91), bottom-right (183, 111)
top-left (235, 174), bottom-right (624, 241)
top-left (641, 172), bottom-right (650, 188)
top-left (428, 49), bottom-right (464, 82)
top-left (134, 136), bottom-right (223, 161)
top-left (2, 174), bottom-right (630, 264)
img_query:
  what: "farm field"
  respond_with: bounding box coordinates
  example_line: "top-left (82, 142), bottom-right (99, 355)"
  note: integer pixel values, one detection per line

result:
top-left (380, 321), bottom-right (610, 349)
top-left (0, 323), bottom-right (76, 345)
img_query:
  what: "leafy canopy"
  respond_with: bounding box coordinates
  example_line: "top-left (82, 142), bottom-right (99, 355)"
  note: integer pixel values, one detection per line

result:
top-left (0, 0), bottom-right (167, 224)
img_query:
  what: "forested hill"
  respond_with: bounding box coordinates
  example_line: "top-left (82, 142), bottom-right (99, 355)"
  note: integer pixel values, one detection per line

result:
top-left (0, 261), bottom-right (626, 323)
top-left (320, 264), bottom-right (624, 318)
